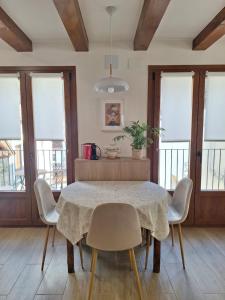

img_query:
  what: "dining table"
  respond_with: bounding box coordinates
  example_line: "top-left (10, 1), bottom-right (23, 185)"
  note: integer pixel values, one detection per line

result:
top-left (56, 181), bottom-right (171, 273)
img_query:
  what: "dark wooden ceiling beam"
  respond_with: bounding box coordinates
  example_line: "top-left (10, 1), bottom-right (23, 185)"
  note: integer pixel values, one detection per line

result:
top-left (0, 7), bottom-right (32, 52)
top-left (53, 0), bottom-right (88, 51)
top-left (193, 7), bottom-right (225, 50)
top-left (134, 0), bottom-right (171, 51)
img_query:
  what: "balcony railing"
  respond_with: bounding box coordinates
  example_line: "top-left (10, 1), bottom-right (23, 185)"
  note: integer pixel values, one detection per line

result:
top-left (159, 148), bottom-right (190, 190)
top-left (1, 148), bottom-right (225, 192)
top-left (159, 148), bottom-right (225, 191)
top-left (201, 149), bottom-right (225, 190)
top-left (0, 149), bottom-right (67, 191)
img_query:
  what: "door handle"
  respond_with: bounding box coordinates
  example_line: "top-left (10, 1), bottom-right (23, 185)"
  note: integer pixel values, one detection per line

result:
top-left (197, 151), bottom-right (202, 163)
top-left (197, 151), bottom-right (202, 157)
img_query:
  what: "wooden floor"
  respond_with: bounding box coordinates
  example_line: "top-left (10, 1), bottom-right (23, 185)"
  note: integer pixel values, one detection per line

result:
top-left (1, 228), bottom-right (225, 300)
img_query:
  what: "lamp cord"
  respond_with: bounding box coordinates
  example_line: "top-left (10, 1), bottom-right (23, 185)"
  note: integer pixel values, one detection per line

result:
top-left (109, 10), bottom-right (112, 76)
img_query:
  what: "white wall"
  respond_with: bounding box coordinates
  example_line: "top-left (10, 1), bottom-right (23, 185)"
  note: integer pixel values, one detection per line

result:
top-left (0, 39), bottom-right (225, 156)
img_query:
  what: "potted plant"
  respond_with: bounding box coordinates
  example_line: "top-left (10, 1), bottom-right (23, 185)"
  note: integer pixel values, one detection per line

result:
top-left (113, 121), bottom-right (163, 159)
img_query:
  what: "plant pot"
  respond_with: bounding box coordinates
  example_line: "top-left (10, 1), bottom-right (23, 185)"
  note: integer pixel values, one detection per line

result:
top-left (132, 148), bottom-right (143, 159)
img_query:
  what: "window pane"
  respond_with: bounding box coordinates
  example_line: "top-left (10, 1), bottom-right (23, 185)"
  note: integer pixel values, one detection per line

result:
top-left (201, 73), bottom-right (225, 191)
top-left (160, 73), bottom-right (193, 142)
top-left (0, 140), bottom-right (25, 191)
top-left (32, 76), bottom-right (65, 140)
top-left (0, 75), bottom-right (25, 191)
top-left (36, 141), bottom-right (67, 190)
top-left (0, 76), bottom-right (21, 140)
top-left (32, 75), bottom-right (67, 190)
top-left (159, 73), bottom-right (193, 190)
top-left (204, 73), bottom-right (225, 141)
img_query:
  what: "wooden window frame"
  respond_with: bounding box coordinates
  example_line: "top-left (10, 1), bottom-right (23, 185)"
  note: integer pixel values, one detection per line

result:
top-left (0, 66), bottom-right (78, 226)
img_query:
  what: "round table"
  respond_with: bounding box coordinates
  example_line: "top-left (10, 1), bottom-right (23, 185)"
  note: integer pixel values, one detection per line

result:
top-left (56, 181), bottom-right (171, 273)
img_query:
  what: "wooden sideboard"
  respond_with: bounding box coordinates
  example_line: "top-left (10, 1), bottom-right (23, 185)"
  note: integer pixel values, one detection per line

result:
top-left (75, 157), bottom-right (150, 181)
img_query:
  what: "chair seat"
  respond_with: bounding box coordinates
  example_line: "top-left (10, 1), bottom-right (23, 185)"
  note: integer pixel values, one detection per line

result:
top-left (167, 205), bottom-right (182, 224)
top-left (45, 208), bottom-right (59, 225)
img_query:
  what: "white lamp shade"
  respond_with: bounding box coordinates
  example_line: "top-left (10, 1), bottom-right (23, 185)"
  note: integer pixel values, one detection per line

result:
top-left (94, 76), bottom-right (129, 93)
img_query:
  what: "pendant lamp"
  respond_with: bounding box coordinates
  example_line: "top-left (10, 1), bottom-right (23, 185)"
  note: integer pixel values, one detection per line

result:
top-left (94, 6), bottom-right (129, 94)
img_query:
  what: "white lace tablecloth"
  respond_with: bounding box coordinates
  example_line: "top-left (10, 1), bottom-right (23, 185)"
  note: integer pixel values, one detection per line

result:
top-left (56, 181), bottom-right (171, 245)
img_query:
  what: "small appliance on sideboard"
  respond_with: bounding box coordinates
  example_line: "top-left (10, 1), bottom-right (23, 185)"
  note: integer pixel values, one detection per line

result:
top-left (81, 143), bottom-right (101, 160)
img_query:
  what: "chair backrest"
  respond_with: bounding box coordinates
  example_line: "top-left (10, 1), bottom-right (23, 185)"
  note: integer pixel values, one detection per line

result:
top-left (87, 203), bottom-right (142, 251)
top-left (172, 178), bottom-right (193, 223)
top-left (34, 178), bottom-right (56, 224)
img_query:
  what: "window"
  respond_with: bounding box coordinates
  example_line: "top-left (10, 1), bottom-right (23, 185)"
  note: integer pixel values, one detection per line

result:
top-left (31, 74), bottom-right (67, 190)
top-left (159, 72), bottom-right (193, 189)
top-left (0, 75), bottom-right (25, 191)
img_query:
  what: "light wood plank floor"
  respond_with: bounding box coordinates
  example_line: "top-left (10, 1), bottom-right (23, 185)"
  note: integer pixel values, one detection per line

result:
top-left (1, 227), bottom-right (225, 300)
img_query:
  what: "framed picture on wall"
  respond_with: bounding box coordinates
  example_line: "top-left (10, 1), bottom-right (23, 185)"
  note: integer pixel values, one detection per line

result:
top-left (101, 99), bottom-right (124, 131)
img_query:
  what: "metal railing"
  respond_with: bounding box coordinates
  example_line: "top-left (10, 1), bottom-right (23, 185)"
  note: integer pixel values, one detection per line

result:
top-left (201, 149), bottom-right (225, 190)
top-left (159, 148), bottom-right (225, 191)
top-left (0, 149), bottom-right (25, 190)
top-left (36, 149), bottom-right (67, 190)
top-left (159, 148), bottom-right (190, 190)
top-left (0, 149), bottom-right (67, 191)
top-left (2, 148), bottom-right (225, 192)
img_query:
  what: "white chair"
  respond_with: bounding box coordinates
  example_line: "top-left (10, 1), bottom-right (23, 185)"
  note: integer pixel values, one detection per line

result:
top-left (86, 203), bottom-right (143, 300)
top-left (168, 177), bottom-right (193, 269)
top-left (34, 178), bottom-right (84, 270)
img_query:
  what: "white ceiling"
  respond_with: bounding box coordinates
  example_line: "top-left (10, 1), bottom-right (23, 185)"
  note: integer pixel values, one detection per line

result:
top-left (155, 0), bottom-right (225, 39)
top-left (78, 0), bottom-right (143, 42)
top-left (0, 0), bottom-right (224, 48)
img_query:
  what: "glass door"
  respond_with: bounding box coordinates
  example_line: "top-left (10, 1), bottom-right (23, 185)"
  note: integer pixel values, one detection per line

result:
top-left (0, 73), bottom-right (32, 225)
top-left (148, 68), bottom-right (200, 225)
top-left (31, 73), bottom-right (67, 190)
top-left (149, 66), bottom-right (225, 225)
top-left (158, 72), bottom-right (194, 190)
top-left (0, 67), bottom-right (78, 226)
top-left (195, 71), bottom-right (225, 225)
top-left (27, 70), bottom-right (77, 224)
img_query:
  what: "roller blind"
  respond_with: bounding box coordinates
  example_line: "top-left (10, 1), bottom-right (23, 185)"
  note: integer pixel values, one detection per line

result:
top-left (160, 72), bottom-right (193, 142)
top-left (0, 75), bottom-right (21, 140)
top-left (32, 75), bottom-right (65, 141)
top-left (204, 72), bottom-right (225, 141)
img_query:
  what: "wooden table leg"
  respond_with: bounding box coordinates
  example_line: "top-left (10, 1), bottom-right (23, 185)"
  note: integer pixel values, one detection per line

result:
top-left (67, 239), bottom-right (74, 273)
top-left (153, 238), bottom-right (161, 273)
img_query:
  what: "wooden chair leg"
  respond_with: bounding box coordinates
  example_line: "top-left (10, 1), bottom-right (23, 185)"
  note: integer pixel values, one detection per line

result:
top-left (88, 248), bottom-right (98, 300)
top-left (128, 249), bottom-right (133, 271)
top-left (177, 224), bottom-right (185, 269)
top-left (52, 225), bottom-right (56, 247)
top-left (90, 250), bottom-right (93, 272)
top-left (171, 224), bottom-right (174, 247)
top-left (145, 229), bottom-right (150, 270)
top-left (130, 248), bottom-right (143, 300)
top-left (41, 225), bottom-right (50, 271)
top-left (78, 240), bottom-right (84, 270)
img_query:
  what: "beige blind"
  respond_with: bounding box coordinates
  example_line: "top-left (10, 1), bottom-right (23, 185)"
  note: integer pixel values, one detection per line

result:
top-left (0, 76), bottom-right (21, 140)
top-left (160, 72), bottom-right (193, 142)
top-left (32, 75), bottom-right (66, 141)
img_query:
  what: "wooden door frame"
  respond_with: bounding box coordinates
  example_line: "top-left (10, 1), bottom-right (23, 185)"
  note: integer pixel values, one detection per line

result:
top-left (0, 66), bottom-right (78, 226)
top-left (147, 65), bottom-right (225, 226)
